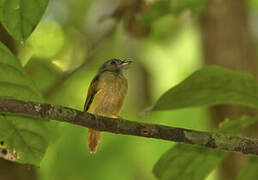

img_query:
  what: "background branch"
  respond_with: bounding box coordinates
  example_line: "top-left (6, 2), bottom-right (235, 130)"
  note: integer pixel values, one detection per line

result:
top-left (0, 98), bottom-right (258, 156)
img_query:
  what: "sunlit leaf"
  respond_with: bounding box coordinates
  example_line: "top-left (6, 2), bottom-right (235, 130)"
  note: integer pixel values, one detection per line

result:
top-left (152, 66), bottom-right (258, 111)
top-left (153, 116), bottom-right (258, 180)
top-left (0, 42), bottom-right (50, 165)
top-left (0, 0), bottom-right (49, 40)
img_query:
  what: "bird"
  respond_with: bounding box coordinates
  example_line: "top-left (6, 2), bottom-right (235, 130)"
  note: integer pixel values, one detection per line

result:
top-left (84, 59), bottom-right (131, 153)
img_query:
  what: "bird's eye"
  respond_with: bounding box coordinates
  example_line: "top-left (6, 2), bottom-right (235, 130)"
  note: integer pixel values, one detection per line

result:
top-left (110, 60), bottom-right (116, 65)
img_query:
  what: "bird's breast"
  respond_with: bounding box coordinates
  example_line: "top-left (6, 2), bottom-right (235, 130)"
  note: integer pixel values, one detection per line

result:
top-left (87, 71), bottom-right (128, 118)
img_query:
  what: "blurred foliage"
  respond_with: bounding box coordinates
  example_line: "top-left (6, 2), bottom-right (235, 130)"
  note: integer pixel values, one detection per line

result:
top-left (25, 59), bottom-right (62, 93)
top-left (0, 0), bottom-right (258, 179)
top-left (249, 0), bottom-right (258, 10)
top-left (237, 156), bottom-right (258, 180)
top-left (26, 20), bottom-right (65, 60)
top-left (141, 0), bottom-right (207, 25)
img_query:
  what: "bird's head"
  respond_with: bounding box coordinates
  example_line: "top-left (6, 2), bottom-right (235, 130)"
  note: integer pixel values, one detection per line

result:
top-left (98, 59), bottom-right (132, 73)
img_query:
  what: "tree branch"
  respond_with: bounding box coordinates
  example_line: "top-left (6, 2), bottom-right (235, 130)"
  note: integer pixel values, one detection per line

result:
top-left (0, 98), bottom-right (258, 156)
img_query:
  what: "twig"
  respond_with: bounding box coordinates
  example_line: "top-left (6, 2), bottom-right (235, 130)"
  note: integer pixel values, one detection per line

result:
top-left (0, 98), bottom-right (258, 156)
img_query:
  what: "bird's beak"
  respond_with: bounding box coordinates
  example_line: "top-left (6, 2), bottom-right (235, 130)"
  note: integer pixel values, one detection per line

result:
top-left (120, 60), bottom-right (132, 68)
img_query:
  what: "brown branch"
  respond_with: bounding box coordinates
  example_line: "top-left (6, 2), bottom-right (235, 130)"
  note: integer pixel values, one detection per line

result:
top-left (0, 98), bottom-right (258, 156)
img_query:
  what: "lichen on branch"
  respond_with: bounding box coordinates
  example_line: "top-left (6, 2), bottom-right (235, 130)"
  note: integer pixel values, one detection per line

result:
top-left (0, 98), bottom-right (258, 156)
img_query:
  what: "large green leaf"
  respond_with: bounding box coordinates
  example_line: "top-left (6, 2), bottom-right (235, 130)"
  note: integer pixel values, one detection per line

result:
top-left (0, 0), bottom-right (49, 40)
top-left (0, 42), bottom-right (50, 165)
top-left (153, 116), bottom-right (258, 180)
top-left (152, 66), bottom-right (258, 111)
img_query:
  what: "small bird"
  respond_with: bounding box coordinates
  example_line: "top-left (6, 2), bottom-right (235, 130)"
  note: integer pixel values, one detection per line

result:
top-left (84, 59), bottom-right (131, 153)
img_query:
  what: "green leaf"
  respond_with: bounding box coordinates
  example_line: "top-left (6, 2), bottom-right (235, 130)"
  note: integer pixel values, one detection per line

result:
top-left (153, 144), bottom-right (225, 180)
top-left (0, 0), bottom-right (49, 40)
top-left (153, 116), bottom-right (258, 180)
top-left (152, 66), bottom-right (258, 111)
top-left (0, 42), bottom-right (50, 165)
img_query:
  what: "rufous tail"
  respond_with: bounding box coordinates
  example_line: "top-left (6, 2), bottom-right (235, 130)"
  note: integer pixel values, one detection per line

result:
top-left (88, 129), bottom-right (101, 153)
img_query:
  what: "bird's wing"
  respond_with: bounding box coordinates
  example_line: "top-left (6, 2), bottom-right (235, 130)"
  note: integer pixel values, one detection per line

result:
top-left (84, 75), bottom-right (100, 112)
